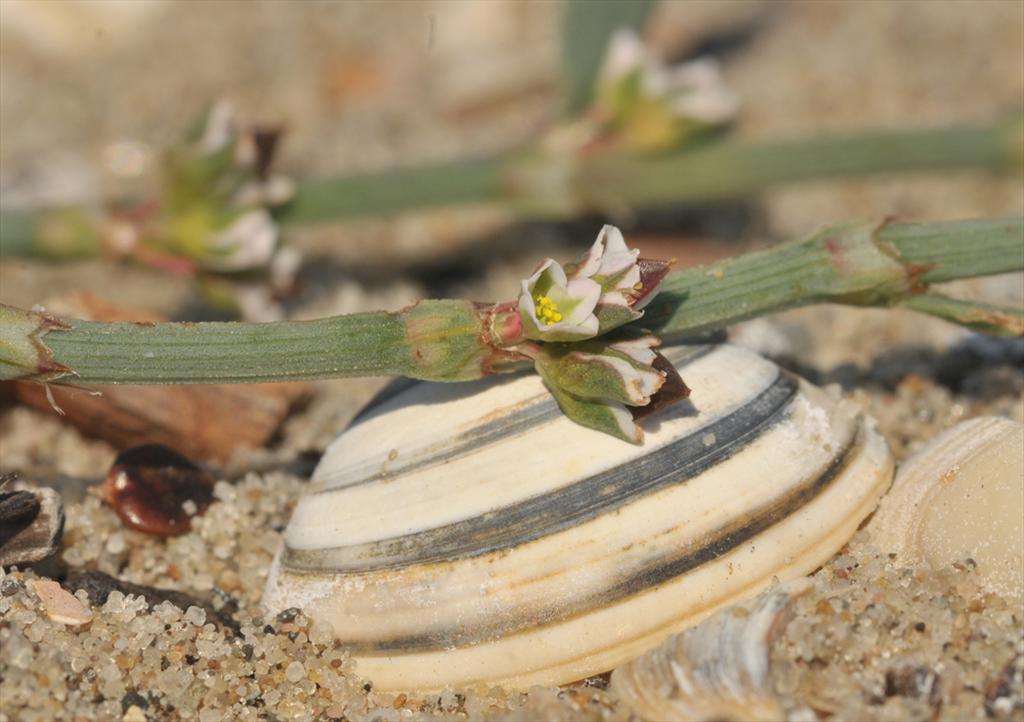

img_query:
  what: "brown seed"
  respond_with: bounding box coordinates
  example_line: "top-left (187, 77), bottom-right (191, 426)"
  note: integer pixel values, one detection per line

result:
top-left (101, 444), bottom-right (215, 536)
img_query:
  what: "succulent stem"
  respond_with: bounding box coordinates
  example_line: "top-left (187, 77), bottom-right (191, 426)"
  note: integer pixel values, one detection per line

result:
top-left (644, 216), bottom-right (1024, 340)
top-left (0, 300), bottom-right (517, 385)
top-left (0, 217), bottom-right (1020, 386)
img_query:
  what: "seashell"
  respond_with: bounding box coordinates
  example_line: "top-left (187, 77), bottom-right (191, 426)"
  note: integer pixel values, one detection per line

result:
top-left (263, 343), bottom-right (893, 690)
top-left (867, 417), bottom-right (1024, 599)
top-left (611, 578), bottom-right (812, 722)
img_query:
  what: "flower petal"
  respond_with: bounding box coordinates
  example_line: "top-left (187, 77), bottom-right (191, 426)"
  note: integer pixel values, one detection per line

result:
top-left (609, 334), bottom-right (660, 365)
top-left (600, 30), bottom-right (647, 86)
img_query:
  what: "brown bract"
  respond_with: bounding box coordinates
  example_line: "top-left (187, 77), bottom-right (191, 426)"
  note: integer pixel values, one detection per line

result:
top-left (629, 352), bottom-right (691, 421)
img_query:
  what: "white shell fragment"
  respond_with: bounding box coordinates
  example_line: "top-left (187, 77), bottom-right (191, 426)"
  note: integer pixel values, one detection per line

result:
top-left (611, 578), bottom-right (811, 722)
top-left (264, 344), bottom-right (894, 690)
top-left (31, 579), bottom-right (93, 627)
top-left (868, 417), bottom-right (1024, 599)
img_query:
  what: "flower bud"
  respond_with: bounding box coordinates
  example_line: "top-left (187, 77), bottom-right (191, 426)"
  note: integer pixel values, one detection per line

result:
top-left (571, 225), bottom-right (671, 333)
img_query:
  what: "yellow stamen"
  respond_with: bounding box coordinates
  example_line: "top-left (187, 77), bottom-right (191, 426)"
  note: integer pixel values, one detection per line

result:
top-left (534, 294), bottom-right (563, 326)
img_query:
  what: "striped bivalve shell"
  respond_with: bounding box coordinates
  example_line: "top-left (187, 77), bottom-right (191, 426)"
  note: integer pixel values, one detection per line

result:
top-left (263, 343), bottom-right (893, 690)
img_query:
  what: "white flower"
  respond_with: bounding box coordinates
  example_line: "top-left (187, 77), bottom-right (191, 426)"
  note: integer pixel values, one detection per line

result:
top-left (197, 99), bottom-right (238, 155)
top-left (517, 225), bottom-right (669, 341)
top-left (535, 333), bottom-right (665, 407)
top-left (661, 57), bottom-right (739, 126)
top-left (518, 259), bottom-right (601, 342)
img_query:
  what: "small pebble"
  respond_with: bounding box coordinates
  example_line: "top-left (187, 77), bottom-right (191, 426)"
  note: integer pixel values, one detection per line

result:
top-left (286, 660), bottom-right (306, 683)
top-left (0, 485), bottom-right (65, 566)
top-left (105, 533), bottom-right (127, 555)
top-left (184, 605), bottom-right (207, 627)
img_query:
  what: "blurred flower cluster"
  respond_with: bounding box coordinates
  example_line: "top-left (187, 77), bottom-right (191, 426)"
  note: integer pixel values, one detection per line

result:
top-left (547, 29), bottom-right (739, 155)
top-left (95, 101), bottom-right (300, 319)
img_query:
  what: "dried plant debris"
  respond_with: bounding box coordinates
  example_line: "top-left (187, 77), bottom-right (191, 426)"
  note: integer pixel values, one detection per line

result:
top-left (100, 444), bottom-right (215, 536)
top-left (0, 473), bottom-right (65, 568)
top-left (64, 569), bottom-right (240, 636)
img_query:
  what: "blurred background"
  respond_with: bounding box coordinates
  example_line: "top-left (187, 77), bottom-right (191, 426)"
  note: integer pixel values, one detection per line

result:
top-left (2, 1), bottom-right (1021, 301)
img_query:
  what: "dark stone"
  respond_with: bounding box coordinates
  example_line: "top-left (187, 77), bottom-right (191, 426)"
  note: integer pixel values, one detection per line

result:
top-left (984, 654), bottom-right (1024, 719)
top-left (884, 665), bottom-right (940, 704)
top-left (121, 691), bottom-right (149, 712)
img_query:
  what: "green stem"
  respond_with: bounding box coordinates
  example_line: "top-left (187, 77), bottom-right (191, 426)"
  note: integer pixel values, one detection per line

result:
top-left (1, 217), bottom-right (1020, 386)
top-left (876, 217), bottom-right (1024, 283)
top-left (571, 121), bottom-right (1017, 212)
top-left (1, 299), bottom-right (501, 384)
top-left (2, 119), bottom-right (1019, 257)
top-left (281, 155), bottom-right (509, 226)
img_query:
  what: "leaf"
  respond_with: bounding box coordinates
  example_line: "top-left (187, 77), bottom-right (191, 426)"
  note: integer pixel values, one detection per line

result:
top-left (561, 0), bottom-right (655, 117)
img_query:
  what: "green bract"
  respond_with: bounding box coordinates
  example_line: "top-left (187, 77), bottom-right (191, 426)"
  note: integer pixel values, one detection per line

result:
top-left (534, 333), bottom-right (668, 443)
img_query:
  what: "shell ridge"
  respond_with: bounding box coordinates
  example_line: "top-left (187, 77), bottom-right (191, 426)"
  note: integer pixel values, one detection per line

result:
top-left (283, 370), bottom-right (797, 574)
top-left (314, 344), bottom-right (717, 491)
top-left (334, 424), bottom-right (863, 654)
top-left (314, 390), bottom-right (559, 490)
